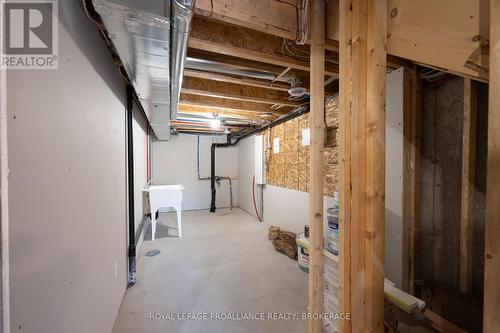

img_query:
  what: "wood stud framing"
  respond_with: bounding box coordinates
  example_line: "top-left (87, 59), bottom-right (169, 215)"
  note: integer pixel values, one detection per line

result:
top-left (308, 1), bottom-right (325, 332)
top-left (484, 0), bottom-right (500, 331)
top-left (339, 0), bottom-right (387, 332)
top-left (402, 66), bottom-right (422, 295)
top-left (459, 78), bottom-right (477, 294)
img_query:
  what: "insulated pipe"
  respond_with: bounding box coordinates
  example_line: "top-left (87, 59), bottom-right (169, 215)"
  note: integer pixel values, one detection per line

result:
top-left (126, 85), bottom-right (136, 287)
top-left (210, 139), bottom-right (235, 212)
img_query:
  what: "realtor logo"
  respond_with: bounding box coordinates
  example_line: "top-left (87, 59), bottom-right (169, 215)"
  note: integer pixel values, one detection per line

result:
top-left (2, 0), bottom-right (58, 69)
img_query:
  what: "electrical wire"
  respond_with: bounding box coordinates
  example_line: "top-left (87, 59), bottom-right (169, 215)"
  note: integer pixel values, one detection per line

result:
top-left (252, 175), bottom-right (263, 222)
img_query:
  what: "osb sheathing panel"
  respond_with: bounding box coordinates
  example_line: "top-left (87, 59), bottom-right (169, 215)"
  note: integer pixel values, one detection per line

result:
top-left (267, 95), bottom-right (339, 196)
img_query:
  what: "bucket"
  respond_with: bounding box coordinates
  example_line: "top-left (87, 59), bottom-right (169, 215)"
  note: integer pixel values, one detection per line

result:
top-left (296, 225), bottom-right (310, 273)
top-left (326, 192), bottom-right (339, 255)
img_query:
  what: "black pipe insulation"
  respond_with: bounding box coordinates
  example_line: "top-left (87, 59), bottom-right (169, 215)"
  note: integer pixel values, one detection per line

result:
top-left (126, 85), bottom-right (136, 287)
top-left (210, 138), bottom-right (235, 212)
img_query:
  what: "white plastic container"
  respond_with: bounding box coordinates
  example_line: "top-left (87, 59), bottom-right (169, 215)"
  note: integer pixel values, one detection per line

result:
top-left (326, 192), bottom-right (340, 255)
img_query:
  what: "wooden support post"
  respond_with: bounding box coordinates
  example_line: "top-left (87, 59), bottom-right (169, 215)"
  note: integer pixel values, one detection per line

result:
top-left (484, 0), bottom-right (500, 331)
top-left (459, 78), bottom-right (477, 294)
top-left (308, 0), bottom-right (325, 332)
top-left (339, 0), bottom-right (387, 332)
top-left (402, 65), bottom-right (422, 295)
top-left (338, 0), bottom-right (352, 331)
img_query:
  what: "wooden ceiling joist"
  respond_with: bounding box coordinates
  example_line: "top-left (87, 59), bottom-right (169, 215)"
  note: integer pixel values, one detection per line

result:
top-left (188, 17), bottom-right (339, 77)
top-left (193, 0), bottom-right (298, 40)
top-left (327, 0), bottom-right (489, 81)
top-left (181, 76), bottom-right (299, 106)
top-left (179, 93), bottom-right (289, 116)
top-left (183, 69), bottom-right (291, 92)
top-left (177, 104), bottom-right (275, 122)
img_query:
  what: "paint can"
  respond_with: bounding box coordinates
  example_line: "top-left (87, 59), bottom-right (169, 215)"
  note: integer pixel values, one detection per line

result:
top-left (326, 192), bottom-right (340, 255)
top-left (296, 225), bottom-right (310, 273)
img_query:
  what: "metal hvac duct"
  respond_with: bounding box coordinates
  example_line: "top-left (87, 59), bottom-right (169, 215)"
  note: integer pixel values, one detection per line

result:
top-left (93, 0), bottom-right (194, 141)
top-left (170, 0), bottom-right (194, 120)
top-left (185, 57), bottom-right (297, 84)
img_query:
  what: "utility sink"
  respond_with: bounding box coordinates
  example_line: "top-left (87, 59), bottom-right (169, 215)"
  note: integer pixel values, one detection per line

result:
top-left (143, 185), bottom-right (184, 240)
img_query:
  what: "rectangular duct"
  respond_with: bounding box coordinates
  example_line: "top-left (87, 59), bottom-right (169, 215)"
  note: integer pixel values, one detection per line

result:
top-left (93, 0), bottom-right (194, 141)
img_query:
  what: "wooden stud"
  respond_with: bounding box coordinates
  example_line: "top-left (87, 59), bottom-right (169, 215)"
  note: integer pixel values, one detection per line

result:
top-left (338, 0), bottom-right (352, 331)
top-left (308, 0), bottom-right (325, 332)
top-left (459, 78), bottom-right (477, 294)
top-left (364, 0), bottom-right (386, 330)
top-left (339, 0), bottom-right (386, 331)
top-left (402, 65), bottom-right (422, 295)
top-left (484, 0), bottom-right (500, 331)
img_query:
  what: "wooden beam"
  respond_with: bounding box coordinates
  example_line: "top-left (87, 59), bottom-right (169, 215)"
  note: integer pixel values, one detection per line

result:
top-left (326, 0), bottom-right (490, 81)
top-left (386, 0), bottom-right (489, 81)
top-left (402, 65), bottom-right (422, 295)
top-left (339, 0), bottom-right (387, 332)
top-left (193, 0), bottom-right (297, 40)
top-left (459, 78), bottom-right (477, 294)
top-left (183, 69), bottom-right (291, 92)
top-left (338, 0), bottom-right (352, 331)
top-left (179, 94), bottom-right (288, 115)
top-left (484, 0), bottom-right (500, 331)
top-left (308, 1), bottom-right (325, 332)
top-left (425, 309), bottom-right (469, 333)
top-left (181, 76), bottom-right (299, 106)
top-left (188, 17), bottom-right (339, 77)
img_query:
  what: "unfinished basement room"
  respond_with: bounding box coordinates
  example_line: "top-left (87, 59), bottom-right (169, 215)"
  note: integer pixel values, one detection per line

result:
top-left (0, 0), bottom-right (499, 332)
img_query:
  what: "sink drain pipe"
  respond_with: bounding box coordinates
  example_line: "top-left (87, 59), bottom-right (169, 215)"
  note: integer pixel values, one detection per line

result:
top-left (126, 85), bottom-right (136, 287)
top-left (210, 138), bottom-right (235, 212)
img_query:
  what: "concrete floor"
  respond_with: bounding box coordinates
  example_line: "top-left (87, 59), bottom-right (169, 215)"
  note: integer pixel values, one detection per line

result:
top-left (112, 208), bottom-right (308, 333)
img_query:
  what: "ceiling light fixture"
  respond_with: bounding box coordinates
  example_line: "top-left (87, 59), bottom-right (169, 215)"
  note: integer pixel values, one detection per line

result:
top-left (210, 119), bottom-right (221, 129)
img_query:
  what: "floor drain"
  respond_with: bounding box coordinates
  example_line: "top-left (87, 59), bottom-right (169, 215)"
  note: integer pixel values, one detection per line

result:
top-left (145, 249), bottom-right (160, 257)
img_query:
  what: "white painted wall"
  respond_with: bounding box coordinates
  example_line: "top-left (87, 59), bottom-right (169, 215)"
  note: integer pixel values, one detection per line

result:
top-left (133, 105), bottom-right (148, 231)
top-left (237, 70), bottom-right (405, 287)
top-left (237, 137), bottom-right (334, 234)
top-left (7, 2), bottom-right (135, 332)
top-left (152, 134), bottom-right (238, 211)
top-left (263, 185), bottom-right (334, 236)
top-left (237, 136), bottom-right (257, 217)
top-left (385, 68), bottom-right (404, 287)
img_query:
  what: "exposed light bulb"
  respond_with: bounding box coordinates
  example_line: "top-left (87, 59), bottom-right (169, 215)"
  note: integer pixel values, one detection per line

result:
top-left (210, 119), bottom-right (221, 129)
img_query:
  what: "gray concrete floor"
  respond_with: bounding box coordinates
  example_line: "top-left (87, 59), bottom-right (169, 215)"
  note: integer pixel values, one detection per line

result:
top-left (112, 208), bottom-right (308, 333)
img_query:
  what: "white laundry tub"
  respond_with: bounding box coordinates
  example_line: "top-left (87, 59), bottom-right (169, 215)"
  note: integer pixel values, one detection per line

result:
top-left (143, 185), bottom-right (184, 240)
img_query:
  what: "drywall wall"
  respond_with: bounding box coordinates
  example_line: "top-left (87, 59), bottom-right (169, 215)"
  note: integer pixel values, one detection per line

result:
top-left (238, 71), bottom-right (405, 285)
top-left (133, 104), bottom-right (148, 232)
top-left (263, 185), bottom-right (335, 236)
top-left (7, 2), bottom-right (135, 332)
top-left (152, 134), bottom-right (238, 211)
top-left (237, 136), bottom-right (334, 235)
top-left (385, 68), bottom-right (404, 287)
top-left (237, 136), bottom-right (257, 218)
